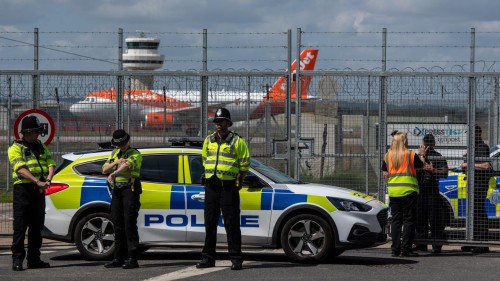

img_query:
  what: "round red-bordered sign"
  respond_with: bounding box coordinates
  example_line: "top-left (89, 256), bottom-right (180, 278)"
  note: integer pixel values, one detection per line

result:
top-left (14, 109), bottom-right (56, 146)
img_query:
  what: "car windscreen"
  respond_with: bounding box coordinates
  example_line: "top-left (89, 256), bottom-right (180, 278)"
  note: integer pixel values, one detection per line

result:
top-left (250, 158), bottom-right (302, 184)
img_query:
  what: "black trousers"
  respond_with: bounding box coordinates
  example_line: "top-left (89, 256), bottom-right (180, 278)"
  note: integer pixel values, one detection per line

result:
top-left (202, 178), bottom-right (243, 262)
top-left (473, 183), bottom-right (489, 240)
top-left (110, 187), bottom-right (141, 260)
top-left (390, 192), bottom-right (417, 253)
top-left (415, 187), bottom-right (445, 245)
top-left (11, 183), bottom-right (46, 263)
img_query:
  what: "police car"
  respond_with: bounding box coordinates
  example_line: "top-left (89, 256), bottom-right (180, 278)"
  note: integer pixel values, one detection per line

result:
top-left (42, 140), bottom-right (388, 263)
top-left (438, 145), bottom-right (500, 225)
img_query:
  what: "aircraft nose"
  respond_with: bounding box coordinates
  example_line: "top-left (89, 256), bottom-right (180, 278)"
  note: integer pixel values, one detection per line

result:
top-left (69, 102), bottom-right (85, 117)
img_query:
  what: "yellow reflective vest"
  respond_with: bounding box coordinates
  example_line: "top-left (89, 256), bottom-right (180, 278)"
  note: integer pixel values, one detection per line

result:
top-left (385, 150), bottom-right (419, 197)
top-left (202, 131), bottom-right (250, 180)
top-left (103, 147), bottom-right (142, 187)
top-left (8, 140), bottom-right (56, 185)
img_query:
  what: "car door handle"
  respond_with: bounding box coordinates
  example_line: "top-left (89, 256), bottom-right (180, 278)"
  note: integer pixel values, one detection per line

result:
top-left (191, 192), bottom-right (205, 202)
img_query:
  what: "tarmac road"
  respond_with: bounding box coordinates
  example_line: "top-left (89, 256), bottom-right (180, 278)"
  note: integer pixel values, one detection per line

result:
top-left (1, 237), bottom-right (500, 281)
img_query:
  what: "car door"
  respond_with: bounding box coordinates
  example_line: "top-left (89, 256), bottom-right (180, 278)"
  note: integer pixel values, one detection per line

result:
top-left (138, 153), bottom-right (187, 242)
top-left (184, 154), bottom-right (272, 244)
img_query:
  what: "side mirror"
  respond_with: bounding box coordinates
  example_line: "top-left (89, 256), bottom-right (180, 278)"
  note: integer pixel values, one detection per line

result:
top-left (242, 175), bottom-right (263, 189)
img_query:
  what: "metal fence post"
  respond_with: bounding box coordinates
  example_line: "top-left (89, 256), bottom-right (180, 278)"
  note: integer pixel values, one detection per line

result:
top-left (32, 28), bottom-right (39, 109)
top-left (286, 29), bottom-right (292, 175)
top-left (377, 28), bottom-right (388, 202)
top-left (465, 27), bottom-right (476, 241)
top-left (116, 28), bottom-right (124, 129)
top-left (201, 29), bottom-right (208, 138)
top-left (294, 28), bottom-right (302, 180)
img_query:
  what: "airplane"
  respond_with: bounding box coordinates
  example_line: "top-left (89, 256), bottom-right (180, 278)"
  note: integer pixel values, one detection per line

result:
top-left (69, 49), bottom-right (319, 134)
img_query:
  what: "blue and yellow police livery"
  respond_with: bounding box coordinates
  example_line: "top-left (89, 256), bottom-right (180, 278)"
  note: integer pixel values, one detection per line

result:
top-left (438, 171), bottom-right (500, 220)
top-left (43, 146), bottom-right (387, 263)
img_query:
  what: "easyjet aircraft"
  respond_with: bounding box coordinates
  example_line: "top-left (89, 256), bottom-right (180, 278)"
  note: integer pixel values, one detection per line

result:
top-left (69, 49), bottom-right (318, 133)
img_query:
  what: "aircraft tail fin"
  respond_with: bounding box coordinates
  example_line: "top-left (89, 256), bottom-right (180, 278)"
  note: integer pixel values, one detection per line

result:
top-left (267, 48), bottom-right (318, 100)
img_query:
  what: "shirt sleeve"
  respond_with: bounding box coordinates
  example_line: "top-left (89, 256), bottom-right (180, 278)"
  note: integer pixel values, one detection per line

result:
top-left (413, 153), bottom-right (424, 168)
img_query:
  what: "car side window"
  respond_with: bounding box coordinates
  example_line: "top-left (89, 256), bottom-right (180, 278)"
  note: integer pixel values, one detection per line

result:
top-left (188, 155), bottom-right (203, 184)
top-left (141, 154), bottom-right (179, 183)
top-left (74, 160), bottom-right (107, 177)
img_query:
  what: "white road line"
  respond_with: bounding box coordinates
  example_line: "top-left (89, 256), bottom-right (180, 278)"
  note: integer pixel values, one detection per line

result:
top-left (144, 260), bottom-right (242, 281)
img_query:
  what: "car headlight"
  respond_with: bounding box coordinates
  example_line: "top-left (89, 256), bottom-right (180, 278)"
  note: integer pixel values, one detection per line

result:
top-left (327, 197), bottom-right (372, 212)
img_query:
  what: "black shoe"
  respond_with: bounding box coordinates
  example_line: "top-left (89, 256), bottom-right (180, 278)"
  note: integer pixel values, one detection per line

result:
top-left (461, 246), bottom-right (473, 252)
top-left (231, 260), bottom-right (243, 270)
top-left (401, 251), bottom-right (419, 257)
top-left (471, 247), bottom-right (489, 254)
top-left (412, 245), bottom-right (428, 252)
top-left (104, 259), bottom-right (124, 268)
top-left (391, 251), bottom-right (400, 257)
top-left (122, 259), bottom-right (139, 269)
top-left (27, 260), bottom-right (50, 269)
top-left (12, 262), bottom-right (23, 271)
top-left (431, 246), bottom-right (442, 254)
top-left (196, 259), bottom-right (215, 269)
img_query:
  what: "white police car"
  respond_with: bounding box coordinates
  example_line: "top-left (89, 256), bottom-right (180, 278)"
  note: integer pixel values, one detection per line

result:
top-left (43, 141), bottom-right (387, 263)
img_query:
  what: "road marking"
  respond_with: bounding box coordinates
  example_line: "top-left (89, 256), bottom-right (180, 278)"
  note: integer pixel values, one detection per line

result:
top-left (144, 260), bottom-right (238, 281)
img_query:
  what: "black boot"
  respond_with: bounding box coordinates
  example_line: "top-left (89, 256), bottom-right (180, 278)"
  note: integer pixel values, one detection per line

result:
top-left (27, 259), bottom-right (50, 269)
top-left (104, 259), bottom-right (124, 268)
top-left (196, 259), bottom-right (215, 269)
top-left (122, 258), bottom-right (139, 269)
top-left (12, 260), bottom-right (23, 271)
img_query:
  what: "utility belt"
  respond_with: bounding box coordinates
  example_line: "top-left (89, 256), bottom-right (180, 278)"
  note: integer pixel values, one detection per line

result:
top-left (206, 175), bottom-right (236, 188)
top-left (109, 178), bottom-right (142, 194)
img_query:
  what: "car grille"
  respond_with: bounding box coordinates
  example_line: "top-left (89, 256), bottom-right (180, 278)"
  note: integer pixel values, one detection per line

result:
top-left (377, 209), bottom-right (388, 228)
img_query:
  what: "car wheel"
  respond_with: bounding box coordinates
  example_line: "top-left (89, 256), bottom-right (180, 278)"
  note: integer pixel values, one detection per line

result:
top-left (280, 214), bottom-right (334, 263)
top-left (74, 212), bottom-right (115, 261)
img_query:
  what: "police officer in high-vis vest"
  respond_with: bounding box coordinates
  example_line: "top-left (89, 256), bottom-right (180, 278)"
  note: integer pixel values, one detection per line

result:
top-left (196, 108), bottom-right (250, 270)
top-left (102, 129), bottom-right (143, 269)
top-left (8, 115), bottom-right (55, 271)
top-left (382, 132), bottom-right (426, 257)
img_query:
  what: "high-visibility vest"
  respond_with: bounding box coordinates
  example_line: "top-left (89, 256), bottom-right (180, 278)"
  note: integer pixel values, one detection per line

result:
top-left (103, 147), bottom-right (142, 187)
top-left (385, 150), bottom-right (419, 197)
top-left (202, 131), bottom-right (250, 181)
top-left (8, 140), bottom-right (56, 184)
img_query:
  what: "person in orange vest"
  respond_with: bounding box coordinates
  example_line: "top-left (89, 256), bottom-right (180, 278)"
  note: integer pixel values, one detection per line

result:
top-left (382, 132), bottom-right (426, 257)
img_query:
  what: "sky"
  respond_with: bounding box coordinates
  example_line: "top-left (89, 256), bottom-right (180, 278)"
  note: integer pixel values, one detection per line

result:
top-left (1, 0), bottom-right (500, 71)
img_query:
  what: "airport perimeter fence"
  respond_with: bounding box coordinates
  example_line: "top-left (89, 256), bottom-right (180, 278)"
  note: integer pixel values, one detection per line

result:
top-left (1, 28), bottom-right (500, 247)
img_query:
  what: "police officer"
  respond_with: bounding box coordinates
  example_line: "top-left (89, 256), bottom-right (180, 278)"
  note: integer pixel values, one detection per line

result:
top-left (414, 134), bottom-right (448, 254)
top-left (196, 108), bottom-right (251, 270)
top-left (102, 129), bottom-right (143, 269)
top-left (8, 115), bottom-right (55, 271)
top-left (460, 125), bottom-right (491, 253)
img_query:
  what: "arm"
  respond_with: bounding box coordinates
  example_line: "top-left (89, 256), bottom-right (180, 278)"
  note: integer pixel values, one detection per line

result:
top-left (107, 160), bottom-right (131, 183)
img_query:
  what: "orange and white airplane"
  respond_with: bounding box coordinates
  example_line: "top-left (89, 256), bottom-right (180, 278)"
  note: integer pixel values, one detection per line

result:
top-left (69, 49), bottom-right (318, 132)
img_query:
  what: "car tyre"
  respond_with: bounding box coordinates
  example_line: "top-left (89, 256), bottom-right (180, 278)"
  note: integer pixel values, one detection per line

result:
top-left (280, 214), bottom-right (334, 263)
top-left (74, 212), bottom-right (115, 261)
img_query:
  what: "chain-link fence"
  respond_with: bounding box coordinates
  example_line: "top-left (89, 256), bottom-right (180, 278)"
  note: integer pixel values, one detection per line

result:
top-left (1, 28), bottom-right (500, 249)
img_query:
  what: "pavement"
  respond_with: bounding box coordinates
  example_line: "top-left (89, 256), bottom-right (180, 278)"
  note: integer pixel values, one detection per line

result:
top-left (1, 235), bottom-right (498, 253)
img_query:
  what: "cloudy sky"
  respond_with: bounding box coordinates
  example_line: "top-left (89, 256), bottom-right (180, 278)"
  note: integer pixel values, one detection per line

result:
top-left (1, 0), bottom-right (500, 71)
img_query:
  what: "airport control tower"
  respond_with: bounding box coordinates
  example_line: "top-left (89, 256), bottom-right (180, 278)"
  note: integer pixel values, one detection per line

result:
top-left (122, 32), bottom-right (165, 90)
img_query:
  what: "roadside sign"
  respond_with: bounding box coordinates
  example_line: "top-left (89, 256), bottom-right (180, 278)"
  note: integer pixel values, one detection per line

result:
top-left (14, 109), bottom-right (55, 145)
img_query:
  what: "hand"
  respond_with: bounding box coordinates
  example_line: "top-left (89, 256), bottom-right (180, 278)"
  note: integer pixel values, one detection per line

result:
top-left (418, 145), bottom-right (429, 156)
top-left (108, 172), bottom-right (117, 183)
top-left (383, 171), bottom-right (389, 182)
top-left (423, 163), bottom-right (434, 172)
top-left (460, 163), bottom-right (467, 170)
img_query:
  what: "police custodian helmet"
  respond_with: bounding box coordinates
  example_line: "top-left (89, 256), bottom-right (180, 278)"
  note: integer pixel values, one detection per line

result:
top-left (21, 115), bottom-right (43, 133)
top-left (213, 108), bottom-right (232, 126)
